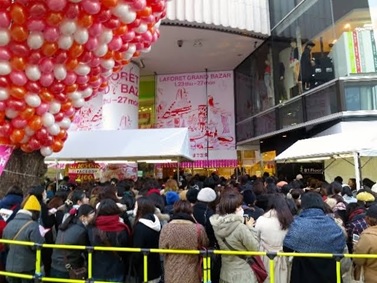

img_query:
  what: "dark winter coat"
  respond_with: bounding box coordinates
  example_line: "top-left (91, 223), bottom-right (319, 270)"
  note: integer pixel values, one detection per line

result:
top-left (3, 210), bottom-right (45, 273)
top-left (132, 214), bottom-right (162, 281)
top-left (51, 220), bottom-right (89, 273)
top-left (193, 202), bottom-right (216, 247)
top-left (0, 193), bottom-right (23, 222)
top-left (88, 221), bottom-right (130, 281)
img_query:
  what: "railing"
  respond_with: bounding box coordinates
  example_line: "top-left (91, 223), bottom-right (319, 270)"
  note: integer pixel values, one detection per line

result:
top-left (0, 239), bottom-right (372, 283)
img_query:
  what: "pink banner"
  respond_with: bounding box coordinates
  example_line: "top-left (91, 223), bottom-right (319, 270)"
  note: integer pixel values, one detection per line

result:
top-left (160, 160), bottom-right (238, 169)
top-left (0, 145), bottom-right (13, 176)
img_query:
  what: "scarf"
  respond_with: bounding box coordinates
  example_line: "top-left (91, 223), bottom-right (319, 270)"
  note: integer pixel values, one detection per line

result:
top-left (95, 215), bottom-right (129, 232)
top-left (349, 208), bottom-right (365, 222)
top-left (170, 212), bottom-right (196, 223)
top-left (283, 208), bottom-right (345, 253)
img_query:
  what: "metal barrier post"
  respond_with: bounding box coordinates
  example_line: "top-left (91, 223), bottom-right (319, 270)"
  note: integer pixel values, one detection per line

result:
top-left (333, 254), bottom-right (343, 283)
top-left (87, 246), bottom-right (94, 281)
top-left (35, 244), bottom-right (42, 282)
top-left (202, 251), bottom-right (207, 283)
top-left (267, 252), bottom-right (277, 283)
top-left (206, 252), bottom-right (211, 283)
top-left (143, 250), bottom-right (149, 283)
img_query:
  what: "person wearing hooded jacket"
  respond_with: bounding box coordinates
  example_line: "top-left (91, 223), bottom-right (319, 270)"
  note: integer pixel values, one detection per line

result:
top-left (3, 195), bottom-right (45, 283)
top-left (132, 197), bottom-right (162, 283)
top-left (210, 189), bottom-right (259, 283)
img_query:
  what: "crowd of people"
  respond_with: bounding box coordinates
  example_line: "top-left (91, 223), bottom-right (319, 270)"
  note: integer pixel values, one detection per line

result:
top-left (0, 172), bottom-right (376, 283)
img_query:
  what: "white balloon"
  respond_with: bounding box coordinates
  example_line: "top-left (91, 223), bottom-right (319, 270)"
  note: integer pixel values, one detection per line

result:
top-left (40, 146), bottom-right (53, 157)
top-left (0, 29), bottom-right (10, 46)
top-left (94, 44), bottom-right (108, 57)
top-left (0, 88), bottom-right (9, 101)
top-left (127, 44), bottom-right (137, 55)
top-left (58, 35), bottom-right (73, 50)
top-left (54, 65), bottom-right (67, 81)
top-left (155, 20), bottom-right (161, 29)
top-left (99, 29), bottom-right (113, 44)
top-left (49, 101), bottom-right (61, 115)
top-left (25, 65), bottom-right (41, 81)
top-left (60, 20), bottom-right (77, 35)
top-left (120, 11), bottom-right (137, 24)
top-left (20, 135), bottom-right (30, 144)
top-left (72, 98), bottom-right (85, 108)
top-left (48, 123), bottom-right (61, 136)
top-left (102, 69), bottom-right (112, 77)
top-left (68, 91), bottom-right (82, 101)
top-left (81, 87), bottom-right (93, 99)
top-left (112, 3), bottom-right (129, 17)
top-left (74, 64), bottom-right (91, 76)
top-left (27, 32), bottom-right (44, 49)
top-left (42, 113), bottom-right (55, 127)
top-left (25, 126), bottom-right (35, 136)
top-left (74, 27), bottom-right (89, 45)
top-left (100, 59), bottom-right (115, 70)
top-left (5, 109), bottom-right (18, 119)
top-left (0, 61), bottom-right (11, 75)
top-left (25, 94), bottom-right (42, 107)
top-left (135, 23), bottom-right (148, 34)
top-left (58, 117), bottom-right (71, 129)
top-left (142, 46), bottom-right (152, 53)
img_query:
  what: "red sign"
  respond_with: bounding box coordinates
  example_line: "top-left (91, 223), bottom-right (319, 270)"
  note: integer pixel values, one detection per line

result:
top-left (67, 162), bottom-right (101, 183)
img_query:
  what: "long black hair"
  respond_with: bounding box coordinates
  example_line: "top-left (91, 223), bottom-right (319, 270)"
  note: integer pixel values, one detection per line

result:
top-left (59, 204), bottom-right (94, 231)
top-left (266, 193), bottom-right (293, 230)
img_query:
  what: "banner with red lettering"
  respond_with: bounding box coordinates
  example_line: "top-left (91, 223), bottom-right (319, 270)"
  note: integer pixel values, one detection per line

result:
top-left (156, 71), bottom-right (236, 161)
top-left (71, 92), bottom-right (103, 131)
top-left (102, 63), bottom-right (140, 129)
top-left (67, 162), bottom-right (101, 183)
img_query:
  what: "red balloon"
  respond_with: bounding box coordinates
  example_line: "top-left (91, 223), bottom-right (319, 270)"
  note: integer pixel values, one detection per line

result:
top-left (7, 99), bottom-right (26, 111)
top-left (26, 81), bottom-right (42, 93)
top-left (36, 127), bottom-right (49, 141)
top-left (11, 117), bottom-right (27, 129)
top-left (54, 112), bottom-right (64, 122)
top-left (9, 42), bottom-right (30, 57)
top-left (64, 3), bottom-right (79, 19)
top-left (29, 2), bottom-right (47, 19)
top-left (0, 0), bottom-right (11, 10)
top-left (28, 137), bottom-right (41, 151)
top-left (28, 51), bottom-right (42, 65)
top-left (0, 123), bottom-right (11, 137)
top-left (96, 9), bottom-right (111, 22)
top-left (0, 77), bottom-right (9, 88)
top-left (54, 92), bottom-right (68, 103)
top-left (50, 82), bottom-right (65, 94)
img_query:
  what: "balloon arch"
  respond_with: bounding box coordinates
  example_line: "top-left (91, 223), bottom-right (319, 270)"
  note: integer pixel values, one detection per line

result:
top-left (0, 0), bottom-right (167, 156)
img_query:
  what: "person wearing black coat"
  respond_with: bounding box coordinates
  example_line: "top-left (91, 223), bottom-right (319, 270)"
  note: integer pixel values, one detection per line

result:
top-left (132, 197), bottom-right (162, 282)
top-left (0, 185), bottom-right (23, 223)
top-left (88, 199), bottom-right (131, 282)
top-left (51, 205), bottom-right (95, 278)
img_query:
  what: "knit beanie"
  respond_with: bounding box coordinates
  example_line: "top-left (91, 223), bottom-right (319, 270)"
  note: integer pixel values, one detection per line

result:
top-left (166, 191), bottom-right (180, 205)
top-left (197, 187), bottom-right (216, 203)
top-left (301, 192), bottom-right (324, 211)
top-left (186, 188), bottom-right (199, 204)
top-left (242, 190), bottom-right (256, 206)
top-left (356, 192), bottom-right (375, 202)
top-left (23, 195), bottom-right (41, 212)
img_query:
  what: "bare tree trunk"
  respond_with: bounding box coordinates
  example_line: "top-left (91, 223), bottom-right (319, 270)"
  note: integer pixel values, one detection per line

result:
top-left (0, 149), bottom-right (47, 197)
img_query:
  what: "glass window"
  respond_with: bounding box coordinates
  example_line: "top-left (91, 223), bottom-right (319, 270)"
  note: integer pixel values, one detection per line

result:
top-left (254, 110), bottom-right (277, 136)
top-left (278, 99), bottom-right (304, 128)
top-left (305, 83), bottom-right (339, 121)
top-left (236, 118), bottom-right (254, 143)
top-left (344, 80), bottom-right (377, 110)
top-left (271, 0), bottom-right (376, 101)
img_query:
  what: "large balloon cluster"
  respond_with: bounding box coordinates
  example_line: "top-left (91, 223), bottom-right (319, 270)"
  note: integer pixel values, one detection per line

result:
top-left (0, 0), bottom-right (167, 156)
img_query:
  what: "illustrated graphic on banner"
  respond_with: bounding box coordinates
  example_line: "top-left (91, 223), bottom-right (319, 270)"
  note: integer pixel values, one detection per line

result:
top-left (101, 163), bottom-right (138, 182)
top-left (71, 92), bottom-right (103, 131)
top-left (67, 162), bottom-right (101, 182)
top-left (102, 63), bottom-right (140, 130)
top-left (0, 145), bottom-right (13, 176)
top-left (156, 71), bottom-right (236, 161)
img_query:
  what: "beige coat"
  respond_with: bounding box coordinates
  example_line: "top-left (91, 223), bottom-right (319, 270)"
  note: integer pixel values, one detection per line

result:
top-left (159, 219), bottom-right (209, 283)
top-left (353, 225), bottom-right (377, 283)
top-left (210, 214), bottom-right (259, 283)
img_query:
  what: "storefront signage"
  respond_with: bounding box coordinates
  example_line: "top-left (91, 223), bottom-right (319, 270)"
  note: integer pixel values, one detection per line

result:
top-left (67, 162), bottom-right (101, 182)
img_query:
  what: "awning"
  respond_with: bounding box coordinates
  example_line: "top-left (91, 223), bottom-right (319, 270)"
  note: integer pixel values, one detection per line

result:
top-left (45, 128), bottom-right (193, 163)
top-left (275, 132), bottom-right (377, 163)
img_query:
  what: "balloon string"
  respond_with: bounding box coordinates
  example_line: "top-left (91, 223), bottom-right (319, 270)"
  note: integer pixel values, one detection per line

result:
top-left (2, 169), bottom-right (39, 178)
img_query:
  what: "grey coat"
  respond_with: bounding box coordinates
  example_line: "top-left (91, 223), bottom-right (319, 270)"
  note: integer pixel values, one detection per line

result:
top-left (3, 210), bottom-right (45, 273)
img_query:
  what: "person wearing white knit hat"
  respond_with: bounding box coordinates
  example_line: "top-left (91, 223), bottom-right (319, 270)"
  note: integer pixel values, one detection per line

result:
top-left (197, 187), bottom-right (217, 203)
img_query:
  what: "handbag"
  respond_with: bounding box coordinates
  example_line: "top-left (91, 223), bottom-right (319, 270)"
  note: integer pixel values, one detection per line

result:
top-left (221, 237), bottom-right (267, 283)
top-left (351, 265), bottom-right (364, 283)
top-left (68, 267), bottom-right (87, 280)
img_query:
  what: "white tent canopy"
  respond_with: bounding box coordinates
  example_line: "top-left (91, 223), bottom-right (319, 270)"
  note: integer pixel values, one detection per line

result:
top-left (45, 128), bottom-right (193, 163)
top-left (275, 132), bottom-right (377, 163)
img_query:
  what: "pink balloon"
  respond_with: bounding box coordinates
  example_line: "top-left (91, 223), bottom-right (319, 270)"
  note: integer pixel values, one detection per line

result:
top-left (88, 57), bottom-right (100, 67)
top-left (10, 71), bottom-right (28, 86)
top-left (82, 0), bottom-right (101, 15)
top-left (121, 31), bottom-right (135, 42)
top-left (64, 107), bottom-right (75, 117)
top-left (40, 73), bottom-right (54, 87)
top-left (89, 79), bottom-right (101, 89)
top-left (65, 3), bottom-right (79, 19)
top-left (0, 101), bottom-right (6, 111)
top-left (141, 31), bottom-right (153, 42)
top-left (108, 37), bottom-right (122, 51)
top-left (53, 51), bottom-right (68, 64)
top-left (63, 72), bottom-right (77, 85)
top-left (142, 15), bottom-right (156, 24)
top-left (11, 117), bottom-right (28, 129)
top-left (0, 12), bottom-right (10, 28)
top-left (27, 19), bottom-right (46, 32)
top-left (44, 27), bottom-right (59, 42)
top-left (0, 47), bottom-right (10, 61)
top-left (76, 75), bottom-right (89, 84)
top-left (118, 43), bottom-right (129, 52)
top-left (132, 0), bottom-right (147, 11)
top-left (36, 103), bottom-right (49, 116)
top-left (84, 37), bottom-right (98, 51)
top-left (78, 51), bottom-right (93, 64)
top-left (39, 58), bottom-right (54, 73)
top-left (47, 0), bottom-right (67, 11)
top-left (90, 66), bottom-right (101, 76)
top-left (89, 23), bottom-right (103, 37)
top-left (29, 2), bottom-right (48, 19)
top-left (9, 43), bottom-right (30, 57)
